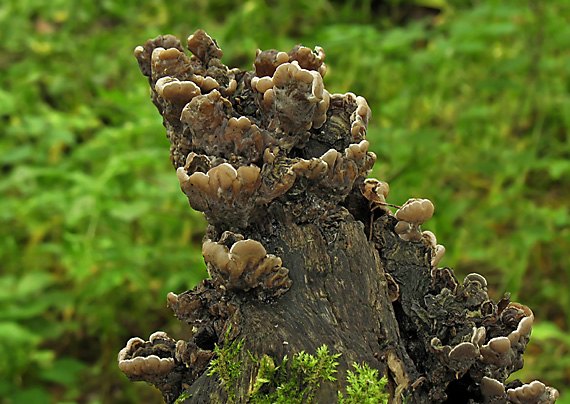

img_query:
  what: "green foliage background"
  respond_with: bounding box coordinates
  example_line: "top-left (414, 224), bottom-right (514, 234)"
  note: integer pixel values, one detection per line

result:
top-left (1, 0), bottom-right (569, 402)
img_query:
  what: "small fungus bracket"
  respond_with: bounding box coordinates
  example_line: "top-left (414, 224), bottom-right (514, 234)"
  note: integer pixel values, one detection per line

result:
top-left (202, 232), bottom-right (293, 299)
top-left (118, 331), bottom-right (213, 403)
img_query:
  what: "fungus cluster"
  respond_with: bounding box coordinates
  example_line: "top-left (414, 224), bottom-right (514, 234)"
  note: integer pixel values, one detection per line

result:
top-left (118, 331), bottom-right (214, 403)
top-left (133, 29), bottom-right (376, 230)
top-left (373, 213), bottom-right (559, 403)
top-left (202, 232), bottom-right (292, 298)
top-left (121, 29), bottom-right (559, 404)
top-left (118, 332), bottom-right (176, 381)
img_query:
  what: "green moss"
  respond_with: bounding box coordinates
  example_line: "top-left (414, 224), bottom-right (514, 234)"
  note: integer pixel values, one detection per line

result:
top-left (246, 345), bottom-right (388, 404)
top-left (207, 327), bottom-right (245, 402)
top-left (206, 339), bottom-right (389, 404)
top-left (173, 391), bottom-right (192, 404)
top-left (248, 345), bottom-right (339, 404)
top-left (338, 363), bottom-right (389, 404)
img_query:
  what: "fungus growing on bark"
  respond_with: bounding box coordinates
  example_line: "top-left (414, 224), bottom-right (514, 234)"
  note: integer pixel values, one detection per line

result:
top-left (118, 331), bottom-right (217, 403)
top-left (125, 29), bottom-right (560, 404)
top-left (202, 236), bottom-right (292, 298)
top-left (166, 279), bottom-right (237, 338)
top-left (251, 60), bottom-right (331, 143)
top-left (155, 77), bottom-right (201, 104)
top-left (310, 140), bottom-right (375, 195)
top-left (176, 162), bottom-right (262, 227)
top-left (395, 198), bottom-right (435, 241)
top-left (287, 45), bottom-right (327, 76)
top-left (507, 381), bottom-right (559, 404)
top-left (361, 178), bottom-right (390, 206)
top-left (151, 47), bottom-right (189, 81)
top-left (254, 49), bottom-right (290, 78)
top-left (186, 29), bottom-right (223, 63)
top-left (421, 230), bottom-right (446, 268)
top-left (350, 95), bottom-right (372, 141)
top-left (480, 376), bottom-right (506, 402)
top-left (134, 35), bottom-right (185, 78)
top-left (118, 332), bottom-right (176, 383)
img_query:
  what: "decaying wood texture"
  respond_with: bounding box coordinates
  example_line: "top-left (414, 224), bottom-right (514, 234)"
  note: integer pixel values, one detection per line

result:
top-left (118, 29), bottom-right (559, 404)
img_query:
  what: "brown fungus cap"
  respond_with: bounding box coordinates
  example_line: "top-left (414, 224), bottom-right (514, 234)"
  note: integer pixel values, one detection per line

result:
top-left (155, 77), bottom-right (201, 105)
top-left (291, 157), bottom-right (328, 180)
top-left (134, 35), bottom-right (184, 77)
top-left (287, 44), bottom-right (326, 77)
top-left (507, 381), bottom-right (559, 404)
top-left (181, 90), bottom-right (232, 144)
top-left (464, 272), bottom-right (489, 288)
top-left (432, 244), bottom-right (446, 268)
top-left (118, 355), bottom-right (175, 379)
top-left (177, 162), bottom-right (262, 226)
top-left (271, 61), bottom-right (329, 136)
top-left (361, 178), bottom-right (390, 204)
top-left (448, 341), bottom-right (479, 362)
top-left (254, 49), bottom-right (290, 78)
top-left (187, 29), bottom-right (223, 64)
top-left (396, 198), bottom-right (435, 224)
top-left (350, 96), bottom-right (372, 141)
top-left (202, 236), bottom-right (292, 298)
top-left (150, 47), bottom-right (189, 81)
top-left (117, 332), bottom-right (177, 382)
top-left (395, 198), bottom-right (435, 242)
top-left (480, 376), bottom-right (506, 401)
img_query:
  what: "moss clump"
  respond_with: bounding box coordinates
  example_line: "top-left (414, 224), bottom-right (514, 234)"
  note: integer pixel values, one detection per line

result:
top-left (338, 362), bottom-right (389, 404)
top-left (207, 327), bottom-right (245, 401)
top-left (249, 345), bottom-right (340, 404)
top-left (248, 346), bottom-right (389, 404)
top-left (173, 391), bottom-right (192, 404)
top-left (204, 340), bottom-right (388, 404)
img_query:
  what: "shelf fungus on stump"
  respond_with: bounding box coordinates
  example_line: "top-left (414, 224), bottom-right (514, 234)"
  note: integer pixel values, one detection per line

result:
top-left (118, 331), bottom-right (214, 403)
top-left (120, 28), bottom-right (559, 404)
top-left (202, 232), bottom-right (293, 299)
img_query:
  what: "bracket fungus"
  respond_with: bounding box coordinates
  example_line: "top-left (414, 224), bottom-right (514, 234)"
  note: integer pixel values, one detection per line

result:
top-left (202, 234), bottom-right (292, 298)
top-left (118, 332), bottom-right (176, 382)
top-left (507, 381), bottom-right (559, 404)
top-left (395, 198), bottom-right (435, 242)
top-left (122, 29), bottom-right (559, 404)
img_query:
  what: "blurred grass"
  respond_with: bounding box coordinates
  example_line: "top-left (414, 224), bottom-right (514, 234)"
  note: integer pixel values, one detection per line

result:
top-left (0, 0), bottom-right (569, 403)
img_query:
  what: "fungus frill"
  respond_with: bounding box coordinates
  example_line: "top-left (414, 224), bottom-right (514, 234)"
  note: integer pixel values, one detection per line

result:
top-left (118, 331), bottom-right (214, 403)
top-left (395, 198), bottom-right (435, 241)
top-left (125, 29), bottom-right (559, 404)
top-left (132, 28), bottom-right (378, 231)
top-left (202, 233), bottom-right (292, 298)
top-left (118, 332), bottom-right (176, 382)
top-left (507, 381), bottom-right (559, 404)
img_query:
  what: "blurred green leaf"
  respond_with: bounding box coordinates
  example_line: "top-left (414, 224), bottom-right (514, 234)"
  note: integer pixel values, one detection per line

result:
top-left (531, 322), bottom-right (570, 348)
top-left (40, 357), bottom-right (87, 385)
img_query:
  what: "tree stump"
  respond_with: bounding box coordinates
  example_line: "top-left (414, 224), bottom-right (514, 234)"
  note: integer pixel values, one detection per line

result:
top-left (118, 30), bottom-right (559, 404)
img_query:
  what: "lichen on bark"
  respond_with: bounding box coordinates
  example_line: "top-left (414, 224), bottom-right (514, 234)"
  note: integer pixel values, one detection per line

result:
top-left (119, 29), bottom-right (559, 404)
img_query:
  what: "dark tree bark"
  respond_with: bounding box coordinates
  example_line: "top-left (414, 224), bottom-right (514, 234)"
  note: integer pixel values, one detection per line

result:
top-left (118, 30), bottom-right (559, 404)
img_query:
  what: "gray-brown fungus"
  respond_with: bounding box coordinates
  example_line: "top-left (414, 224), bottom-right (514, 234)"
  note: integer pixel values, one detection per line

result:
top-left (187, 29), bottom-right (223, 64)
top-left (481, 376), bottom-right (507, 403)
top-left (202, 236), bottom-right (293, 298)
top-left (507, 381), bottom-right (559, 404)
top-left (117, 332), bottom-right (181, 400)
top-left (395, 198), bottom-right (435, 242)
top-left (127, 29), bottom-right (559, 404)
